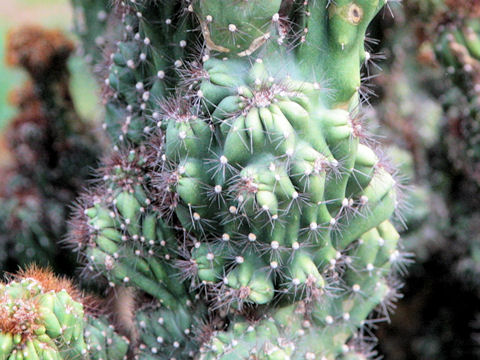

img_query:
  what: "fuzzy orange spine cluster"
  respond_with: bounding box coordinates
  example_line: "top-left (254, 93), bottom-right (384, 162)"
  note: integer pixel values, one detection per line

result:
top-left (5, 25), bottom-right (74, 77)
top-left (445, 0), bottom-right (480, 18)
top-left (0, 291), bottom-right (38, 337)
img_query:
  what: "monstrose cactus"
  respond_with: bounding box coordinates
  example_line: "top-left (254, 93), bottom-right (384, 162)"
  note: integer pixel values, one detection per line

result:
top-left (2, 1), bottom-right (408, 359)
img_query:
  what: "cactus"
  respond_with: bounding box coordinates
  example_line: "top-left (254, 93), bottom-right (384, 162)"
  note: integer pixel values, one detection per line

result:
top-left (1, 0), bottom-right (409, 359)
top-left (0, 266), bottom-right (129, 360)
top-left (72, 0), bottom-right (114, 67)
top-left (0, 26), bottom-right (100, 272)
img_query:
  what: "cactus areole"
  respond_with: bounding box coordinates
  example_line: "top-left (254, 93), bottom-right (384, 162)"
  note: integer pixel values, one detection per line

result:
top-left (0, 0), bottom-right (408, 359)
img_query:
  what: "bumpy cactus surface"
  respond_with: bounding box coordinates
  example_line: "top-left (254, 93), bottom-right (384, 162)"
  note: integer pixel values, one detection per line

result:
top-left (1, 1), bottom-right (408, 359)
top-left (72, 0), bottom-right (113, 67)
top-left (0, 267), bottom-right (129, 360)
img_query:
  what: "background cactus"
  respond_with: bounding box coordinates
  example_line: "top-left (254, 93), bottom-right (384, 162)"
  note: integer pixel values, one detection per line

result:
top-left (363, 1), bottom-right (480, 358)
top-left (432, 1), bottom-right (480, 186)
top-left (0, 26), bottom-right (100, 274)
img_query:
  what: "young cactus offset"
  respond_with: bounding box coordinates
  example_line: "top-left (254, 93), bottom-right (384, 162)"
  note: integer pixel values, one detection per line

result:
top-left (0, 267), bottom-right (129, 360)
top-left (63, 0), bottom-right (405, 358)
top-left (0, 277), bottom-right (86, 360)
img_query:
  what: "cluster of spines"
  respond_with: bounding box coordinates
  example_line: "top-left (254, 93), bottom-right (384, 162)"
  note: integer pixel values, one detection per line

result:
top-left (0, 267), bottom-right (132, 360)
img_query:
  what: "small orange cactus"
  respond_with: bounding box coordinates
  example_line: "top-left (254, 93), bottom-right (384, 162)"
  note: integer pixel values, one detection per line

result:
top-left (6, 25), bottom-right (74, 78)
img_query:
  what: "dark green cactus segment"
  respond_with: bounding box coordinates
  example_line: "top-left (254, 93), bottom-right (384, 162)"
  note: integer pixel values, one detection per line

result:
top-left (97, 1), bottom-right (197, 145)
top-left (0, 279), bottom-right (87, 360)
top-left (135, 303), bottom-right (206, 360)
top-left (432, 15), bottom-right (480, 185)
top-left (72, 0), bottom-right (112, 65)
top-left (0, 192), bottom-right (57, 267)
top-left (84, 317), bottom-right (130, 360)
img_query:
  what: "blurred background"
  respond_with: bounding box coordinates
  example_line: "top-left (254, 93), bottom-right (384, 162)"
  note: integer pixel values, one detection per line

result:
top-left (0, 0), bottom-right (100, 128)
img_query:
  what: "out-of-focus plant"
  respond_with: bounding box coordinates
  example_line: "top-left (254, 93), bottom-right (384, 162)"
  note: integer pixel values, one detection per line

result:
top-left (0, 26), bottom-right (100, 273)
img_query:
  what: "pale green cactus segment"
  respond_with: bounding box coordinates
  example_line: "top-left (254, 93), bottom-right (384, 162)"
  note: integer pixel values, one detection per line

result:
top-left (224, 255), bottom-right (275, 305)
top-left (295, 0), bottom-right (387, 107)
top-left (0, 279), bottom-right (87, 360)
top-left (160, 54), bottom-right (399, 307)
top-left (191, 243), bottom-right (227, 283)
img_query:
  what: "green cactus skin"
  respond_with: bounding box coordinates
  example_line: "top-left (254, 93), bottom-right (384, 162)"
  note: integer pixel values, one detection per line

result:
top-left (64, 0), bottom-right (406, 358)
top-left (158, 58), bottom-right (400, 309)
top-left (102, 1), bottom-right (196, 145)
top-left (0, 275), bottom-right (130, 360)
top-left (0, 278), bottom-right (87, 360)
top-left (294, 0), bottom-right (387, 108)
top-left (72, 147), bottom-right (192, 309)
top-left (69, 146), bottom-right (207, 358)
top-left (72, 0), bottom-right (112, 66)
top-left (135, 304), bottom-right (206, 360)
